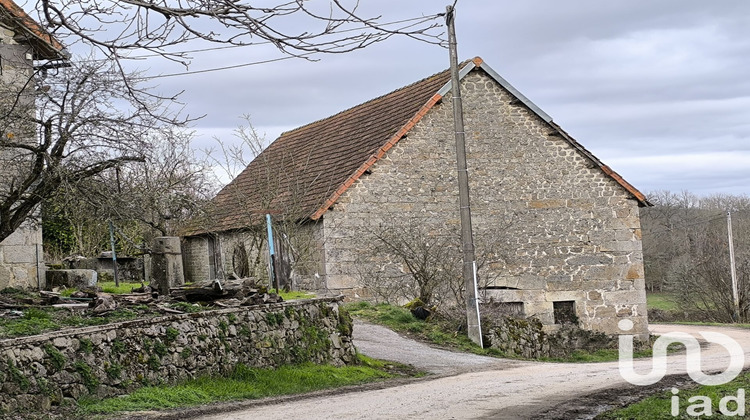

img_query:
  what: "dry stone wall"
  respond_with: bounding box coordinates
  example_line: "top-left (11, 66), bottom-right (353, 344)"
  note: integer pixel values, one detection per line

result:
top-left (321, 68), bottom-right (648, 338)
top-left (0, 297), bottom-right (355, 414)
top-left (487, 316), bottom-right (619, 359)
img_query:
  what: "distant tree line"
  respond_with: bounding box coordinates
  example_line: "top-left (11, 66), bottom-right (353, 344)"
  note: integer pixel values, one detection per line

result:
top-left (641, 191), bottom-right (750, 322)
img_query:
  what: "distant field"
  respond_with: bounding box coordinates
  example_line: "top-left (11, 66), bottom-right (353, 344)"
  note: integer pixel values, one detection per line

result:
top-left (646, 292), bottom-right (678, 311)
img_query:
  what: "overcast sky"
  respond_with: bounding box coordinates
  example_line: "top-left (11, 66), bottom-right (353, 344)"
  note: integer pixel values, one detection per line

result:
top-left (126, 1), bottom-right (750, 196)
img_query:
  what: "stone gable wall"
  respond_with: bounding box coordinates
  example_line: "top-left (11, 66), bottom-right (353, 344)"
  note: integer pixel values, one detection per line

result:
top-left (0, 297), bottom-right (356, 413)
top-left (321, 69), bottom-right (648, 337)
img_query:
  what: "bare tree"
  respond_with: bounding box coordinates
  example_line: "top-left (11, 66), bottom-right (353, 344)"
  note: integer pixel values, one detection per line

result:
top-left (0, 58), bottom-right (184, 244)
top-left (42, 129), bottom-right (218, 259)
top-left (196, 118), bottom-right (331, 288)
top-left (356, 216), bottom-right (511, 308)
top-left (364, 222), bottom-right (463, 306)
top-left (95, 130), bottom-right (217, 237)
top-left (641, 190), bottom-right (750, 322)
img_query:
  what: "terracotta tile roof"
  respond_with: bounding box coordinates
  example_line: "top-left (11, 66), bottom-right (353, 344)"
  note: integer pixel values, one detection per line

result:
top-left (187, 57), bottom-right (649, 235)
top-left (0, 0), bottom-right (67, 60)
top-left (188, 64), bottom-right (455, 235)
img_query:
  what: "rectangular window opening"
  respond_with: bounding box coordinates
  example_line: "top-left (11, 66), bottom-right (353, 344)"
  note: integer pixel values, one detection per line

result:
top-left (553, 300), bottom-right (577, 325)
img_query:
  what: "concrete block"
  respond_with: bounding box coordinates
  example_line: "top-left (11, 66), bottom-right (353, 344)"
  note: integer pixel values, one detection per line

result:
top-left (46, 269), bottom-right (98, 289)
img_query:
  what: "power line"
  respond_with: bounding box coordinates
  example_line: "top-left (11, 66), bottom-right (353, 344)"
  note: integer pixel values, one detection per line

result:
top-left (139, 53), bottom-right (307, 80)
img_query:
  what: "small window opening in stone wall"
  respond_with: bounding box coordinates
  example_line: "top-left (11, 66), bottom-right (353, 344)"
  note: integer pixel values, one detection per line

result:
top-left (232, 243), bottom-right (250, 278)
top-left (553, 300), bottom-right (577, 324)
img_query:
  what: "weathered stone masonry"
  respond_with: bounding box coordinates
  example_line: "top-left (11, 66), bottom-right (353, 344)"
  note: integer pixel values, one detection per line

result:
top-left (321, 68), bottom-right (648, 338)
top-left (0, 21), bottom-right (46, 291)
top-left (0, 297), bottom-right (355, 413)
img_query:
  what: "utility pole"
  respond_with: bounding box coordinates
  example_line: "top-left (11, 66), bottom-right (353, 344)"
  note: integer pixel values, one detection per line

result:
top-left (727, 210), bottom-right (740, 321)
top-left (446, 4), bottom-right (482, 347)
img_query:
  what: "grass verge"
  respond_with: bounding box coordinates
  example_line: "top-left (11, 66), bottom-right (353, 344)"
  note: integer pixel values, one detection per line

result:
top-left (271, 289), bottom-right (316, 300)
top-left (79, 356), bottom-right (409, 415)
top-left (598, 371), bottom-right (750, 419)
top-left (646, 292), bottom-right (679, 311)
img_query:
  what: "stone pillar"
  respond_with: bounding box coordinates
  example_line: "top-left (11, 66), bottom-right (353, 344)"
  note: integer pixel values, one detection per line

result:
top-left (151, 237), bottom-right (185, 295)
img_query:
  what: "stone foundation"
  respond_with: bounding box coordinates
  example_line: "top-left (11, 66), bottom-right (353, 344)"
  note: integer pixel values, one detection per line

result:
top-left (0, 297), bottom-right (355, 413)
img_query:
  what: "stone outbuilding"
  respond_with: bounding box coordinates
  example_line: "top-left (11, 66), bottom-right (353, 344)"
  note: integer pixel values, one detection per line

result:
top-left (0, 0), bottom-right (68, 289)
top-left (183, 57), bottom-right (650, 337)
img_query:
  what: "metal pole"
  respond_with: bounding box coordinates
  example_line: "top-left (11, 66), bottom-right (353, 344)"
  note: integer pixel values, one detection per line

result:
top-left (36, 243), bottom-right (42, 291)
top-left (446, 4), bottom-right (482, 347)
top-left (266, 214), bottom-right (279, 292)
top-left (728, 211), bottom-right (740, 321)
top-left (108, 220), bottom-right (119, 287)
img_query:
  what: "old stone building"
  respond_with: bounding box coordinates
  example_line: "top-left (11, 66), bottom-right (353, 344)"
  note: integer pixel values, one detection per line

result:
top-left (184, 57), bottom-right (650, 337)
top-left (0, 0), bottom-right (68, 289)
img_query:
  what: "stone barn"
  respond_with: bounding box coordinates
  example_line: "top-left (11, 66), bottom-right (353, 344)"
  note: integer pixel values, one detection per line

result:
top-left (183, 57), bottom-right (650, 337)
top-left (0, 0), bottom-right (68, 289)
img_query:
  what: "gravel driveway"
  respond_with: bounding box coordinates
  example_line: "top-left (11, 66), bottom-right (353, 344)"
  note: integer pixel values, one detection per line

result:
top-left (353, 321), bottom-right (525, 375)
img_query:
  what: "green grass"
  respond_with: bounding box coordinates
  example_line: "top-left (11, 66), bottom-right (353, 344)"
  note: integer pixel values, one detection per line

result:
top-left (79, 359), bottom-right (397, 415)
top-left (99, 281), bottom-right (144, 294)
top-left (58, 281), bottom-right (144, 296)
top-left (272, 289), bottom-right (316, 300)
top-left (599, 371), bottom-right (750, 419)
top-left (647, 293), bottom-right (679, 311)
top-left (0, 308), bottom-right (58, 337)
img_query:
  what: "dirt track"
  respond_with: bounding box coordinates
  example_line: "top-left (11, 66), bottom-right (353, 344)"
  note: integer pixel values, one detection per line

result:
top-left (180, 322), bottom-right (750, 420)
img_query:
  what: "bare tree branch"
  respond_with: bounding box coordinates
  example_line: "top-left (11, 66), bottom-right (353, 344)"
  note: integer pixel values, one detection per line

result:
top-left (33, 0), bottom-right (444, 64)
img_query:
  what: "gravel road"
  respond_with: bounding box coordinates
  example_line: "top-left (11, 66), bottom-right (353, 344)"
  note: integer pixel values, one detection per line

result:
top-left (353, 321), bottom-right (525, 375)
top-left (184, 322), bottom-right (750, 420)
